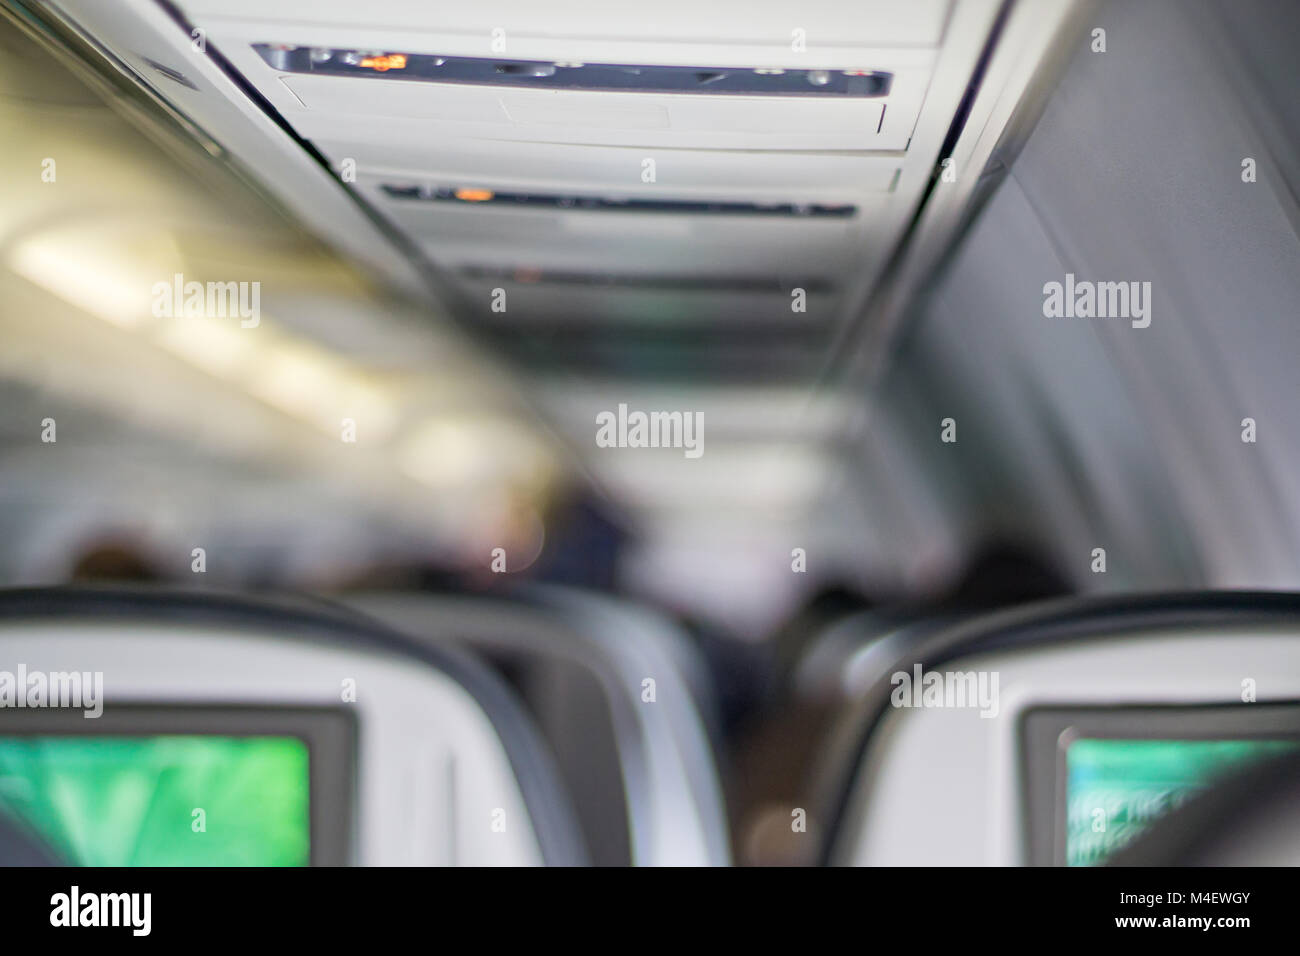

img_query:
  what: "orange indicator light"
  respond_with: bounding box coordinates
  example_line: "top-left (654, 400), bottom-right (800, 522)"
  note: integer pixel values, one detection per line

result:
top-left (358, 54), bottom-right (407, 72)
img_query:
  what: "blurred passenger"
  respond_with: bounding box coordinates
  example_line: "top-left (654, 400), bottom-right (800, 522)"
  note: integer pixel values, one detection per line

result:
top-left (68, 538), bottom-right (161, 583)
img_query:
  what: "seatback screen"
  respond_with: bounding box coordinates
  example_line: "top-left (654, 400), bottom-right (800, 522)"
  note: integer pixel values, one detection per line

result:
top-left (1065, 737), bottom-right (1300, 866)
top-left (0, 735), bottom-right (310, 866)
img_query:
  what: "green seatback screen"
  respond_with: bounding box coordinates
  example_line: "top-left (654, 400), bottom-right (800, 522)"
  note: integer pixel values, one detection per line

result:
top-left (1065, 737), bottom-right (1300, 866)
top-left (0, 735), bottom-right (310, 866)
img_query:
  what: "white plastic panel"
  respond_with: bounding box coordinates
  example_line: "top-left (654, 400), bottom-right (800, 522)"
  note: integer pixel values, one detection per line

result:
top-left (281, 75), bottom-right (897, 151)
top-left (0, 621), bottom-right (545, 866)
top-left (315, 138), bottom-right (903, 201)
top-left (373, 196), bottom-right (870, 276)
top-left (181, 1), bottom-right (952, 58)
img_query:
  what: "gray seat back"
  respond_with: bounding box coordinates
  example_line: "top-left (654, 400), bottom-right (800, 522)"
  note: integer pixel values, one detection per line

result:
top-left (0, 587), bottom-right (586, 866)
top-left (349, 586), bottom-right (730, 866)
top-left (820, 592), bottom-right (1300, 865)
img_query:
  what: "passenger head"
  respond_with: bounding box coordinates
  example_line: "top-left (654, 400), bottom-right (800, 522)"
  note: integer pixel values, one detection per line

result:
top-left (68, 539), bottom-right (160, 582)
